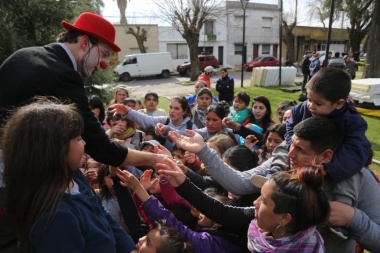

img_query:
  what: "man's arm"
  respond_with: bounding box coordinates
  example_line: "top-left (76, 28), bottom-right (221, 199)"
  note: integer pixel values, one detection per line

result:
top-left (196, 145), bottom-right (263, 195)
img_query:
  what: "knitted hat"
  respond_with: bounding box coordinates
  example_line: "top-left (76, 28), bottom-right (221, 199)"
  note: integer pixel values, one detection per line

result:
top-left (61, 12), bottom-right (121, 52)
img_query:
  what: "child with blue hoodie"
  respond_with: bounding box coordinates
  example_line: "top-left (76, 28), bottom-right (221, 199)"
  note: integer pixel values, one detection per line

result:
top-left (285, 67), bottom-right (371, 238)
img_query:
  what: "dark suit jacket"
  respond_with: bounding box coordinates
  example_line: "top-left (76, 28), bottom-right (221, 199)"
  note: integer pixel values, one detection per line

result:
top-left (0, 43), bottom-right (128, 166)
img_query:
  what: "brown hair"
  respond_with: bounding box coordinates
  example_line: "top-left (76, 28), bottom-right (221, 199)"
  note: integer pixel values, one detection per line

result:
top-left (2, 101), bottom-right (84, 252)
top-left (269, 167), bottom-right (330, 234)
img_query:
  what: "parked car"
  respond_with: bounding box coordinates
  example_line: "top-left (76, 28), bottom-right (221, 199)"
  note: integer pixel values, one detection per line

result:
top-left (244, 56), bottom-right (279, 71)
top-left (114, 52), bottom-right (174, 82)
top-left (177, 53), bottom-right (219, 76)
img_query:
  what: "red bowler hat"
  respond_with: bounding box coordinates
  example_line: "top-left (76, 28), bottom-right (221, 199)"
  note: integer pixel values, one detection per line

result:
top-left (61, 12), bottom-right (121, 52)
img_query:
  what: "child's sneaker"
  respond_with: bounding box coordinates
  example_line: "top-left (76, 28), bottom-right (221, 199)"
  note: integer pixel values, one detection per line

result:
top-left (329, 226), bottom-right (348, 239)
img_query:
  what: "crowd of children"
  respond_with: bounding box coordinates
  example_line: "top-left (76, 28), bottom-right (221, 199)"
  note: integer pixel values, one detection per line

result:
top-left (1, 67), bottom-right (379, 253)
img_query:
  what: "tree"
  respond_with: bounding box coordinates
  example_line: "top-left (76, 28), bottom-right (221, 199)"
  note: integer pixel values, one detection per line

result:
top-left (330, 0), bottom-right (373, 53)
top-left (152, 0), bottom-right (224, 81)
top-left (0, 0), bottom-right (103, 64)
top-left (306, 0), bottom-right (339, 28)
top-left (364, 0), bottom-right (380, 78)
top-left (115, 0), bottom-right (128, 25)
top-left (282, 0), bottom-right (298, 65)
top-left (125, 26), bottom-right (148, 53)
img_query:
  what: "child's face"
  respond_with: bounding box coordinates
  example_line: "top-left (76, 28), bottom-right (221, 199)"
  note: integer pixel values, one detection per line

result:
top-left (282, 109), bottom-right (292, 124)
top-left (306, 88), bottom-right (341, 116)
top-left (135, 101), bottom-right (143, 110)
top-left (252, 101), bottom-right (267, 120)
top-left (142, 144), bottom-right (154, 153)
top-left (115, 89), bottom-right (128, 104)
top-left (196, 93), bottom-right (212, 110)
top-left (253, 181), bottom-right (285, 235)
top-left (136, 228), bottom-right (160, 253)
top-left (266, 132), bottom-right (284, 154)
top-left (144, 95), bottom-right (159, 111)
top-left (172, 150), bottom-right (186, 165)
top-left (169, 99), bottom-right (185, 122)
top-left (233, 98), bottom-right (247, 111)
top-left (149, 176), bottom-right (161, 194)
top-left (126, 102), bottom-right (136, 110)
top-left (195, 82), bottom-right (207, 94)
top-left (67, 136), bottom-right (86, 170)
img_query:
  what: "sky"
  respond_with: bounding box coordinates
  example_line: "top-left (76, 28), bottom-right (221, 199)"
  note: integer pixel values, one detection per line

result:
top-left (100, 0), bottom-right (346, 28)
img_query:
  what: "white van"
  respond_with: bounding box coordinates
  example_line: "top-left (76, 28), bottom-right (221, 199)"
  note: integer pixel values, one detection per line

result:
top-left (114, 52), bottom-right (174, 82)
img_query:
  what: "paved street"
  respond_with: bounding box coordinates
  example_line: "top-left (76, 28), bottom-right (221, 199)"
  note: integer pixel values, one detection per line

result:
top-left (125, 70), bottom-right (304, 98)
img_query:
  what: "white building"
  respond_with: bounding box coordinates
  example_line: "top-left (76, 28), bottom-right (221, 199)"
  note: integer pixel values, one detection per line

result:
top-left (158, 0), bottom-right (280, 68)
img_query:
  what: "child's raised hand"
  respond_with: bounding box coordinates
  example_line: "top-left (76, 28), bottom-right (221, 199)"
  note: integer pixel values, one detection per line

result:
top-left (139, 169), bottom-right (158, 191)
top-left (154, 144), bottom-right (172, 158)
top-left (155, 123), bottom-right (168, 135)
top-left (168, 130), bottom-right (204, 153)
top-left (157, 157), bottom-right (186, 187)
top-left (244, 135), bottom-right (259, 150)
top-left (116, 168), bottom-right (141, 191)
top-left (108, 103), bottom-right (129, 116)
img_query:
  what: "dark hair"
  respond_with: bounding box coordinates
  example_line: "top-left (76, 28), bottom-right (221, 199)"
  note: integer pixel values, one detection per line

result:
top-left (57, 30), bottom-right (99, 45)
top-left (306, 68), bottom-right (351, 103)
top-left (269, 167), bottom-right (330, 233)
top-left (89, 95), bottom-right (105, 124)
top-left (144, 91), bottom-right (159, 101)
top-left (196, 87), bottom-right (213, 99)
top-left (223, 145), bottom-right (258, 172)
top-left (233, 91), bottom-right (250, 106)
top-left (2, 101), bottom-right (84, 251)
top-left (204, 187), bottom-right (235, 205)
top-left (276, 100), bottom-right (297, 122)
top-left (249, 96), bottom-right (273, 133)
top-left (293, 116), bottom-right (343, 154)
top-left (334, 52), bottom-right (340, 58)
top-left (171, 96), bottom-right (191, 119)
top-left (155, 220), bottom-right (193, 253)
top-left (220, 68), bottom-right (228, 73)
top-left (172, 145), bottom-right (186, 155)
top-left (206, 101), bottom-right (229, 120)
top-left (260, 123), bottom-right (286, 159)
top-left (143, 127), bottom-right (166, 145)
top-left (123, 97), bottom-right (137, 105)
top-left (98, 164), bottom-right (113, 200)
top-left (106, 110), bottom-right (136, 130)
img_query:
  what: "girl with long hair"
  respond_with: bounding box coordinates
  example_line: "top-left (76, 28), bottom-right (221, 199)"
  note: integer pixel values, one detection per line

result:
top-left (2, 101), bottom-right (135, 253)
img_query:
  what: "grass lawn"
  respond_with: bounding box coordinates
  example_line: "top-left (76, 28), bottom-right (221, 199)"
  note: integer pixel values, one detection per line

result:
top-left (154, 84), bottom-right (380, 174)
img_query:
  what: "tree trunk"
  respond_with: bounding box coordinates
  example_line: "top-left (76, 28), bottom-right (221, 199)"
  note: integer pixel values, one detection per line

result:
top-left (117, 0), bottom-right (127, 25)
top-left (282, 21), bottom-right (296, 65)
top-left (364, 0), bottom-right (380, 78)
top-left (126, 26), bottom-right (147, 53)
top-left (184, 34), bottom-right (200, 81)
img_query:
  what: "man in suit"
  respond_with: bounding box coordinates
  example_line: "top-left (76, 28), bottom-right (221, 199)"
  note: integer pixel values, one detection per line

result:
top-left (0, 12), bottom-right (163, 251)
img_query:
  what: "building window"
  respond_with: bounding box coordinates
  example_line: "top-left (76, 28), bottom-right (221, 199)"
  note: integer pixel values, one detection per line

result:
top-left (205, 20), bottom-right (214, 35)
top-left (262, 44), bottom-right (270, 54)
top-left (167, 43), bottom-right (188, 59)
top-left (235, 44), bottom-right (243, 55)
top-left (262, 17), bottom-right (272, 28)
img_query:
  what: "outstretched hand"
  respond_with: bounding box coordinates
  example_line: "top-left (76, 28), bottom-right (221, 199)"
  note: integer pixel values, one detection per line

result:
top-left (140, 169), bottom-right (158, 191)
top-left (168, 129), bottom-right (205, 154)
top-left (116, 168), bottom-right (142, 191)
top-left (108, 103), bottom-right (129, 116)
top-left (157, 157), bottom-right (187, 187)
top-left (154, 144), bottom-right (172, 158)
top-left (222, 117), bottom-right (240, 131)
top-left (244, 135), bottom-right (259, 150)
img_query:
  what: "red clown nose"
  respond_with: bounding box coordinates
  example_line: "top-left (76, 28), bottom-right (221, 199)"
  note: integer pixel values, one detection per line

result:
top-left (100, 61), bottom-right (108, 69)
